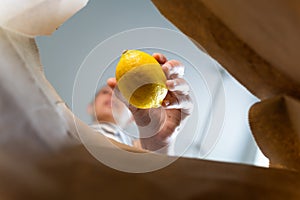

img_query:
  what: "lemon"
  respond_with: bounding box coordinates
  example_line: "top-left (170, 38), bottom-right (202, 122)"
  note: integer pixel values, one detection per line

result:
top-left (115, 50), bottom-right (168, 109)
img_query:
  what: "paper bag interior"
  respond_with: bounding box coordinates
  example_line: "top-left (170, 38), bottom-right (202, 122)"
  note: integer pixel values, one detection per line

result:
top-left (0, 0), bottom-right (299, 199)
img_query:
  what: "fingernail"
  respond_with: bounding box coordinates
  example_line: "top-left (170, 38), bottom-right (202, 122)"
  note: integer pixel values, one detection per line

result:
top-left (166, 80), bottom-right (176, 89)
top-left (172, 79), bottom-right (177, 86)
top-left (158, 54), bottom-right (163, 61)
top-left (162, 63), bottom-right (172, 71)
top-left (160, 54), bottom-right (167, 63)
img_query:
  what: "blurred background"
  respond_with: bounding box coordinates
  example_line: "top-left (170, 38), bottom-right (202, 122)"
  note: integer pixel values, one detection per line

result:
top-left (36, 0), bottom-right (268, 167)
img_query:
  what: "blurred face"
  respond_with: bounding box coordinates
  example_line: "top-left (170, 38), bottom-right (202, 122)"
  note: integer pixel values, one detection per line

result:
top-left (94, 86), bottom-right (115, 123)
top-left (92, 85), bottom-right (129, 125)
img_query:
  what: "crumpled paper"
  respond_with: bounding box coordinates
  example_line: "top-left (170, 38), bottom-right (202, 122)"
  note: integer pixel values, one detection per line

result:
top-left (0, 0), bottom-right (88, 37)
top-left (0, 1), bottom-right (299, 199)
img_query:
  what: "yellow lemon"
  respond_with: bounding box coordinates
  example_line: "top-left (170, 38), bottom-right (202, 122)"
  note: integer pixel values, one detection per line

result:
top-left (115, 50), bottom-right (168, 109)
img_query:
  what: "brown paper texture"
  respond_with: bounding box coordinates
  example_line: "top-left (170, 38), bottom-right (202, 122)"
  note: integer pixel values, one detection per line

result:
top-left (152, 0), bottom-right (300, 171)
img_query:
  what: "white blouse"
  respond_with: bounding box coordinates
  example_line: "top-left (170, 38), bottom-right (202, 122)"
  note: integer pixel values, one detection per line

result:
top-left (89, 122), bottom-right (133, 146)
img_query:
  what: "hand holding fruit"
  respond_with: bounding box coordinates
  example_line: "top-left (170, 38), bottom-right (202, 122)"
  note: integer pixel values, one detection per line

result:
top-left (107, 50), bottom-right (193, 152)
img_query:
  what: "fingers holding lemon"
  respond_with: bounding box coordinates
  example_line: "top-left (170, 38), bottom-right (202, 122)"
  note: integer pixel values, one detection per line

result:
top-left (114, 50), bottom-right (192, 115)
top-left (112, 50), bottom-right (193, 151)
